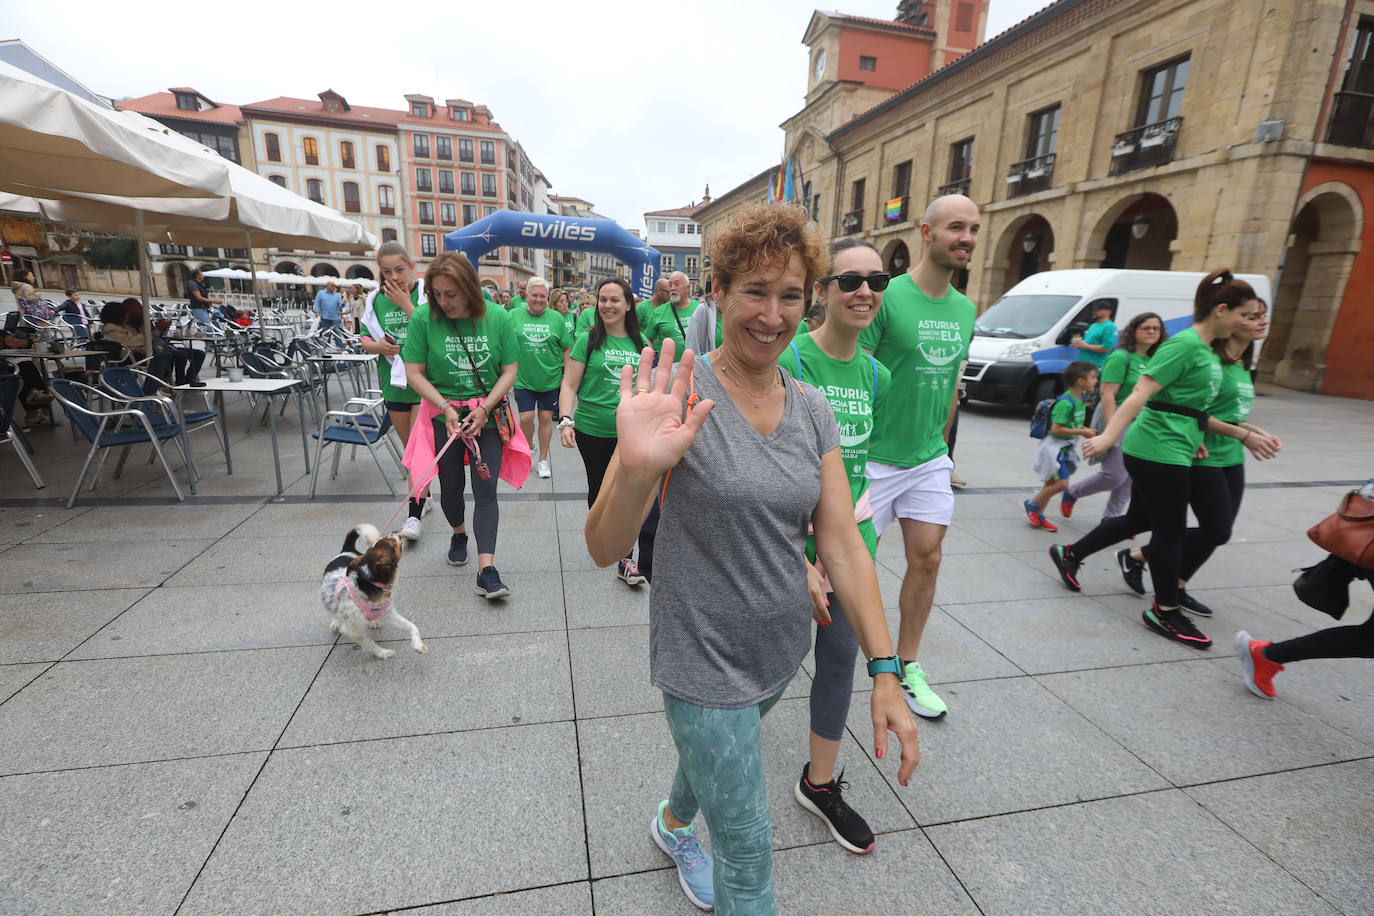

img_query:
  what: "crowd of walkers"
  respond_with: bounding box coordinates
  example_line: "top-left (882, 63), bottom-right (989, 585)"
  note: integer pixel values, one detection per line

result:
top-left (283, 197), bottom-right (1362, 915)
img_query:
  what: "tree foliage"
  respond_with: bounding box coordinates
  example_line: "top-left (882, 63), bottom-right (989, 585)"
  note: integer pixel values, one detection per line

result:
top-left (83, 236), bottom-right (138, 269)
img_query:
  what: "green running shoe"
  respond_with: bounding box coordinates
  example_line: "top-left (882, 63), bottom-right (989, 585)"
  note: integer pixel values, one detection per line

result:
top-left (899, 661), bottom-right (947, 719)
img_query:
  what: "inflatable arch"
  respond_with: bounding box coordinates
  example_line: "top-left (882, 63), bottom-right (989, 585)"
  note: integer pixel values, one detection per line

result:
top-left (444, 211), bottom-right (661, 299)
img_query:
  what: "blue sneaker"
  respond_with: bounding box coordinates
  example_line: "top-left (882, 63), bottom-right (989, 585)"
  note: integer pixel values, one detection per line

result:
top-left (651, 799), bottom-right (714, 910)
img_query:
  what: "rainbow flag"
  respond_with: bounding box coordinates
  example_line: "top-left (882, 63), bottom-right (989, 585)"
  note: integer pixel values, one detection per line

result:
top-left (885, 197), bottom-right (904, 222)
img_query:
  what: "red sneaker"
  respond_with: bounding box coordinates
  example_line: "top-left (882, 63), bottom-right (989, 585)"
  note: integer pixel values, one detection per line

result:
top-left (1023, 499), bottom-right (1059, 532)
top-left (1061, 491), bottom-right (1077, 518)
top-left (1235, 630), bottom-right (1283, 699)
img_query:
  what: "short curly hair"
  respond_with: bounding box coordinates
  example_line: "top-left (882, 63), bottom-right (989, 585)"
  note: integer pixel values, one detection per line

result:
top-left (709, 205), bottom-right (827, 293)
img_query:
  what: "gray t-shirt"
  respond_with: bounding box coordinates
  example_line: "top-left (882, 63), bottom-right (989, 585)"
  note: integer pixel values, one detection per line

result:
top-left (650, 358), bottom-right (841, 709)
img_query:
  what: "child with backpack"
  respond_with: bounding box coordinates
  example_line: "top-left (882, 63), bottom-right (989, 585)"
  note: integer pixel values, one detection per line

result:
top-left (1025, 361), bottom-right (1099, 531)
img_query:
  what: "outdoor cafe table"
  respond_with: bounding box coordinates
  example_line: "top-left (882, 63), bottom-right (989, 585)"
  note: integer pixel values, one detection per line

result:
top-left (174, 376), bottom-right (310, 495)
top-left (306, 352), bottom-right (377, 410)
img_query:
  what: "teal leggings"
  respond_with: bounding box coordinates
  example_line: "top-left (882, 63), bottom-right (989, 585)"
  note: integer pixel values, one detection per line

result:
top-left (663, 689), bottom-right (784, 916)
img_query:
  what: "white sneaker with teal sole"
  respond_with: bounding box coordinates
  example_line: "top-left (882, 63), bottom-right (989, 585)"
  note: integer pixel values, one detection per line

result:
top-left (900, 661), bottom-right (947, 719)
top-left (651, 799), bottom-right (714, 910)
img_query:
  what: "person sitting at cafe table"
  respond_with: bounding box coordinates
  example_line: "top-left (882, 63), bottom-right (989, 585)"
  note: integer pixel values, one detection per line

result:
top-left (100, 299), bottom-right (205, 386)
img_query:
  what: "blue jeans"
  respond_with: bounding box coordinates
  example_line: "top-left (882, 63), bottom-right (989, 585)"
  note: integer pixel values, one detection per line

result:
top-left (664, 689), bottom-right (784, 915)
top-left (317, 318), bottom-right (339, 332)
top-left (190, 307), bottom-right (212, 329)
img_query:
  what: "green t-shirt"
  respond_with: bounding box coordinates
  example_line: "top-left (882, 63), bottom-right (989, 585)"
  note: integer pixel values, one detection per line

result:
top-left (506, 295), bottom-right (526, 312)
top-left (1081, 320), bottom-right (1118, 367)
top-left (1122, 327), bottom-right (1223, 467)
top-left (785, 334), bottom-right (891, 560)
top-left (562, 312), bottom-right (577, 338)
top-left (511, 308), bottom-right (573, 392)
top-left (360, 287), bottom-right (421, 404)
top-left (575, 307), bottom-right (596, 335)
top-left (635, 299), bottom-right (659, 330)
top-left (644, 298), bottom-right (700, 361)
top-left (1049, 393), bottom-right (1086, 439)
top-left (858, 275), bottom-right (975, 468)
top-left (1099, 348), bottom-right (1146, 405)
top-left (570, 332), bottom-right (642, 438)
top-left (1197, 361), bottom-right (1254, 468)
top-left (400, 303), bottom-right (518, 413)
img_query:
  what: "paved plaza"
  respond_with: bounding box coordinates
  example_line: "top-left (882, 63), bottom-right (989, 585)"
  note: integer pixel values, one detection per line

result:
top-left (1, 381), bottom-right (1371, 915)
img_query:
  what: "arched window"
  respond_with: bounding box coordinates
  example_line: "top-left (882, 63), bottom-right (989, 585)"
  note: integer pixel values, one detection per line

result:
top-left (342, 181), bottom-right (360, 213)
top-left (268, 174), bottom-right (287, 188)
top-left (303, 137), bottom-right (319, 165)
top-left (379, 185), bottom-right (395, 215)
top-left (264, 132), bottom-right (281, 162)
top-left (340, 141), bottom-right (356, 169)
top-left (305, 178), bottom-right (324, 203)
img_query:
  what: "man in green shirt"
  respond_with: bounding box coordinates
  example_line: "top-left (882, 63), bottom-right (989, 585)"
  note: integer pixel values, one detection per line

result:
top-left (643, 271), bottom-right (699, 363)
top-left (859, 194), bottom-right (980, 721)
top-left (1071, 302), bottom-right (1117, 367)
top-left (510, 277), bottom-right (571, 478)
top-left (637, 277), bottom-right (670, 329)
top-left (507, 280), bottom-right (527, 311)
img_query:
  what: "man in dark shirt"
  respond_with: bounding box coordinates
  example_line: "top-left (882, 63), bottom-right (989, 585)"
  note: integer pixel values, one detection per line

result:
top-left (187, 270), bottom-right (221, 329)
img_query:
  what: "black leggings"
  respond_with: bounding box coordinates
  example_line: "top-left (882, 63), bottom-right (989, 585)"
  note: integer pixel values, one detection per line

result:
top-left (1267, 606), bottom-right (1374, 664)
top-left (1140, 464), bottom-right (1245, 583)
top-left (432, 420), bottom-right (502, 555)
top-left (810, 591), bottom-right (859, 742)
top-left (575, 429), bottom-right (658, 581)
top-left (1070, 455), bottom-right (1234, 607)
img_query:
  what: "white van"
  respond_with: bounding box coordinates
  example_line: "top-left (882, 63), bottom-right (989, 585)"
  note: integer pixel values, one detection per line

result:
top-left (962, 269), bottom-right (1271, 406)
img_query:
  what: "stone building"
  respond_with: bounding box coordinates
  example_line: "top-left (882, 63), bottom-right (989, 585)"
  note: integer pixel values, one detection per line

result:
top-left (643, 201), bottom-right (706, 291)
top-left (699, 0), bottom-right (1374, 400)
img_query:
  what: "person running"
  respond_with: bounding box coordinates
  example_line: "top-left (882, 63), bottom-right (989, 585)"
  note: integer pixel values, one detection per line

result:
top-left (1048, 271), bottom-right (1281, 649)
top-left (786, 237), bottom-right (895, 855)
top-left (1114, 298), bottom-right (1279, 615)
top-left (584, 205), bottom-right (918, 913)
top-left (1060, 312), bottom-right (1167, 521)
top-left (1023, 361), bottom-right (1098, 532)
top-left (558, 276), bottom-right (654, 586)
top-left (642, 270), bottom-right (699, 363)
top-left (359, 242), bottom-right (429, 540)
top-left (511, 277), bottom-right (572, 480)
top-left (403, 252), bottom-right (519, 597)
top-left (858, 194), bottom-right (980, 720)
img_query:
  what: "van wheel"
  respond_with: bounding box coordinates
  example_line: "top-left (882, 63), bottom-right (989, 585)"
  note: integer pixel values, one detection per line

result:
top-left (1032, 376), bottom-right (1058, 405)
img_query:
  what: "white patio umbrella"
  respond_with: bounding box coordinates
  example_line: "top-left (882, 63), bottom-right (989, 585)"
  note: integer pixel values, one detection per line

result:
top-left (0, 61), bottom-right (231, 203)
top-left (202, 267), bottom-right (252, 279)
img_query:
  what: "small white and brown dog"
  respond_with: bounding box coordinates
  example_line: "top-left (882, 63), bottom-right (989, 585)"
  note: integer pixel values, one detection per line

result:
top-left (321, 523), bottom-right (426, 659)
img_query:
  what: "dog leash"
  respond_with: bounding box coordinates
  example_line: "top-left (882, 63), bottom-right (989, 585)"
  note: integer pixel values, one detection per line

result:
top-left (378, 430), bottom-right (462, 533)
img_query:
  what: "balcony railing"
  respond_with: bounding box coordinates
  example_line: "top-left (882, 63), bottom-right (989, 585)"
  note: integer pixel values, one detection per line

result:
top-left (1109, 117), bottom-right (1182, 176)
top-left (1006, 152), bottom-right (1056, 197)
top-left (1326, 91), bottom-right (1374, 148)
top-left (223, 248), bottom-right (249, 259)
top-left (937, 177), bottom-right (970, 197)
top-left (159, 244), bottom-right (188, 256)
top-left (841, 208), bottom-right (863, 233)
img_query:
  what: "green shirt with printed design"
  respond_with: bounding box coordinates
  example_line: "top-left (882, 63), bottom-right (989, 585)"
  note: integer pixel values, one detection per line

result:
top-left (644, 298), bottom-right (700, 362)
top-left (400, 303), bottom-right (518, 414)
top-left (1049, 392), bottom-right (1086, 439)
top-left (512, 307), bottom-right (573, 392)
top-left (1122, 327), bottom-right (1223, 467)
top-left (506, 295), bottom-right (526, 312)
top-left (858, 274), bottom-right (975, 468)
top-left (1197, 361), bottom-right (1254, 468)
top-left (570, 332), bottom-right (642, 438)
top-left (360, 287), bottom-right (421, 404)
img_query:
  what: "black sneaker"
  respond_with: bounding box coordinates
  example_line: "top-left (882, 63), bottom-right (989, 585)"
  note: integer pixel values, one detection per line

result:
top-left (1048, 544), bottom-right (1081, 592)
top-left (447, 532), bottom-right (469, 567)
top-left (1116, 548), bottom-right (1146, 596)
top-left (1142, 603), bottom-right (1211, 649)
top-left (793, 763), bottom-right (874, 854)
top-left (1177, 588), bottom-right (1214, 617)
top-left (475, 565), bottom-right (510, 599)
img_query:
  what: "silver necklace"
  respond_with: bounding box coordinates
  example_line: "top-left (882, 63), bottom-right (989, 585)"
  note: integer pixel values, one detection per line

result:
top-left (719, 361), bottom-right (778, 409)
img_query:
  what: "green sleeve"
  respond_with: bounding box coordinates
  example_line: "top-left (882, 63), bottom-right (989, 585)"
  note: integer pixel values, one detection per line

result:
top-left (1050, 397), bottom-right (1074, 426)
top-left (1100, 349), bottom-right (1128, 386)
top-left (571, 333), bottom-right (589, 364)
top-left (496, 309), bottom-right (519, 365)
top-left (1141, 339), bottom-right (1187, 389)
top-left (858, 307), bottom-right (883, 353)
top-left (874, 359), bottom-right (893, 415)
top-left (400, 306), bottom-right (428, 363)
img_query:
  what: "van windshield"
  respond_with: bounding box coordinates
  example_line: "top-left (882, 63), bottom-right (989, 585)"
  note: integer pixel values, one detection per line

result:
top-left (974, 295), bottom-right (1083, 339)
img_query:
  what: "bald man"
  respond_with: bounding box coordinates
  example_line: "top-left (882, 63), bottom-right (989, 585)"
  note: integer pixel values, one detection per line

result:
top-left (859, 194), bottom-right (981, 721)
top-left (642, 271), bottom-right (699, 363)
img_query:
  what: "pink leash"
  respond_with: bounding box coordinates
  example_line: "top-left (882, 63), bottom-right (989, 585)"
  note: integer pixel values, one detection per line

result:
top-left (379, 431), bottom-right (462, 533)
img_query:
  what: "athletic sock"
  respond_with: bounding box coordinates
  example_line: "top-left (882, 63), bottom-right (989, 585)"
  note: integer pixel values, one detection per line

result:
top-left (408, 497), bottom-right (425, 519)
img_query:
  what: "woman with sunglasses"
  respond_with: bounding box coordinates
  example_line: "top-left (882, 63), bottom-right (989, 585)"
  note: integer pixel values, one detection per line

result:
top-left (786, 239), bottom-right (894, 854)
top-left (1060, 312), bottom-right (1168, 522)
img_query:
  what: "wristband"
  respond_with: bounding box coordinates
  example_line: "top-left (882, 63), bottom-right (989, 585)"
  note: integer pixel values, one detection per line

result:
top-left (558, 416), bottom-right (575, 429)
top-left (866, 656), bottom-right (901, 678)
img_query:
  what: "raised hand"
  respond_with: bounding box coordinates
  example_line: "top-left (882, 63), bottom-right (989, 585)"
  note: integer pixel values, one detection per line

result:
top-left (614, 338), bottom-right (714, 477)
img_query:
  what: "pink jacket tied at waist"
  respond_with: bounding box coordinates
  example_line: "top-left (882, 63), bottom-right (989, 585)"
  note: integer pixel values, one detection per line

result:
top-left (404, 397), bottom-right (531, 491)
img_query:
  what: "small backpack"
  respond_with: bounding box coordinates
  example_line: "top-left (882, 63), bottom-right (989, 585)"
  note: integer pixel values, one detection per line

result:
top-left (1029, 393), bottom-right (1070, 440)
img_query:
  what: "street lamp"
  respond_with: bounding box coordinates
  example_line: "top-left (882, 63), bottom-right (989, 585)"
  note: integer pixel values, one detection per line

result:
top-left (1131, 212), bottom-right (1152, 239)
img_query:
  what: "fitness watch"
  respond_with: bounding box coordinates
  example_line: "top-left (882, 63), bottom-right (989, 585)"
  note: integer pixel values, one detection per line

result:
top-left (866, 656), bottom-right (901, 678)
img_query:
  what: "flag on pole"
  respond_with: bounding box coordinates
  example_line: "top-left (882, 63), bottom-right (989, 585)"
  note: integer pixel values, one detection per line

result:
top-left (782, 155), bottom-right (796, 203)
top-left (765, 170), bottom-right (776, 205)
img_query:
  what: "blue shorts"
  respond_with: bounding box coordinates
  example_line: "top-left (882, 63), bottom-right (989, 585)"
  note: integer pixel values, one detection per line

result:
top-left (513, 387), bottom-right (558, 413)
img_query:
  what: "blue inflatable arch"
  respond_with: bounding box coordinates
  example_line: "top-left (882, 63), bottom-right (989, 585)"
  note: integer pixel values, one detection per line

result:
top-left (443, 211), bottom-right (661, 300)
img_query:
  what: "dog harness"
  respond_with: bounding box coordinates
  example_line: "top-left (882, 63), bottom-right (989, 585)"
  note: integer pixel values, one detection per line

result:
top-left (335, 576), bottom-right (392, 621)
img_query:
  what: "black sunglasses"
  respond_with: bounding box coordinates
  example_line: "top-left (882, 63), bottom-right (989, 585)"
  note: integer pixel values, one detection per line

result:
top-left (820, 272), bottom-right (890, 293)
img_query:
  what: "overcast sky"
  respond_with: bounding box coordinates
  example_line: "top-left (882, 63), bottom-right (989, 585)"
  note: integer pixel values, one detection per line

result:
top-left (9, 0), bottom-right (1047, 230)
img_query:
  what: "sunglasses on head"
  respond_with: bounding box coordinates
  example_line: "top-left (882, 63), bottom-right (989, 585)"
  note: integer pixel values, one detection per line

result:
top-left (821, 272), bottom-right (890, 293)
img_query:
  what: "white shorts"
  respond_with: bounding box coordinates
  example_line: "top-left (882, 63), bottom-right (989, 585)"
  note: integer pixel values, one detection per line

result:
top-left (867, 455), bottom-right (955, 534)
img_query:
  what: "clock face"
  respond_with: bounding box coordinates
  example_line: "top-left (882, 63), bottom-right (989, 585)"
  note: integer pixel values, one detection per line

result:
top-left (814, 49), bottom-right (827, 83)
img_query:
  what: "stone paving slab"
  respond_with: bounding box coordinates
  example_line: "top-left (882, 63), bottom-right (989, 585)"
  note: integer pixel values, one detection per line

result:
top-left (0, 538), bottom-right (216, 593)
top-left (278, 630), bottom-right (573, 747)
top-left (0, 647), bottom-right (328, 774)
top-left (561, 569), bottom-right (650, 628)
top-left (0, 752), bottom-right (267, 916)
top-left (0, 587), bottom-right (148, 663)
top-left (0, 662), bottom-right (47, 703)
top-left (179, 725), bottom-right (587, 916)
top-left (1186, 760), bottom-right (1374, 915)
top-left (925, 789), bottom-right (1341, 915)
top-left (402, 882), bottom-right (594, 914)
top-left (391, 571), bottom-right (570, 638)
top-left (26, 501), bottom-right (260, 542)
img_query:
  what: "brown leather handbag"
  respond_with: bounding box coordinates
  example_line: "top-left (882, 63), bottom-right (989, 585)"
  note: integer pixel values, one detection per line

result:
top-left (1307, 489), bottom-right (1374, 570)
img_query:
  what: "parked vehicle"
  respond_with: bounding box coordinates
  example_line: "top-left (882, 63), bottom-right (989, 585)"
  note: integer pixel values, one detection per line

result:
top-left (962, 269), bottom-right (1271, 406)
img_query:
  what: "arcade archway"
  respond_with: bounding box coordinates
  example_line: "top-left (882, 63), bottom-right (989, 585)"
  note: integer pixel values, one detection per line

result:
top-left (1089, 193), bottom-right (1177, 270)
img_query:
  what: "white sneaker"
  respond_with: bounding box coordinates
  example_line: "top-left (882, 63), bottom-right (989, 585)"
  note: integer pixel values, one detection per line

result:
top-left (399, 517), bottom-right (422, 541)
top-left (537, 459), bottom-right (551, 479)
